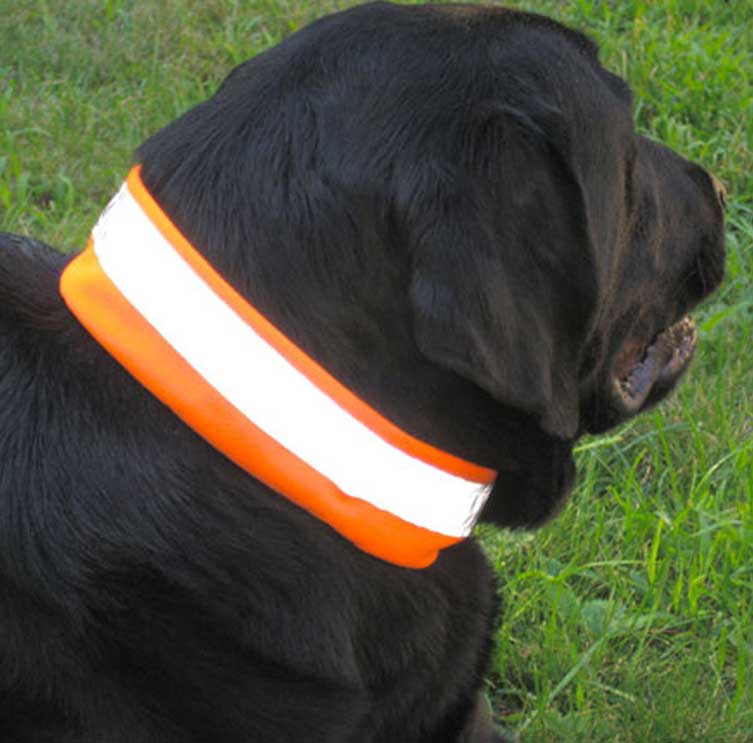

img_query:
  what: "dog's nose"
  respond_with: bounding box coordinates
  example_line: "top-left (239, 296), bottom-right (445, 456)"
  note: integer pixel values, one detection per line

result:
top-left (710, 173), bottom-right (727, 209)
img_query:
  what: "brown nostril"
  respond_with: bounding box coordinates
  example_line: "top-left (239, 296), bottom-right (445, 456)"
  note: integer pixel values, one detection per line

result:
top-left (711, 174), bottom-right (727, 209)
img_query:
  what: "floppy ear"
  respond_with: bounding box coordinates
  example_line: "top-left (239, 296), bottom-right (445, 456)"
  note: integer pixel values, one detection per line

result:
top-left (408, 100), bottom-right (598, 439)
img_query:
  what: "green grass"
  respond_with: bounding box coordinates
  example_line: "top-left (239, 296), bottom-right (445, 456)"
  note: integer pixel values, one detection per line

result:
top-left (2, 1), bottom-right (751, 740)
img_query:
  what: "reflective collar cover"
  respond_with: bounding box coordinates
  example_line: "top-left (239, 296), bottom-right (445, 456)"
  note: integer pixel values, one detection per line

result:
top-left (60, 166), bottom-right (497, 568)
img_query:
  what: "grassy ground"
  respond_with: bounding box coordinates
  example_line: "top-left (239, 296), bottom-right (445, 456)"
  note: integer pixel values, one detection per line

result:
top-left (2, 1), bottom-right (751, 740)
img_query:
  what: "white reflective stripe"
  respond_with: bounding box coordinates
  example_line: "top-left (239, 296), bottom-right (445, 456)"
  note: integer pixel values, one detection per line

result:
top-left (91, 183), bottom-right (492, 537)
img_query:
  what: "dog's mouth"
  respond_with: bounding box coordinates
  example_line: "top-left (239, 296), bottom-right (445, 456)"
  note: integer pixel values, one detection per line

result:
top-left (611, 316), bottom-right (698, 415)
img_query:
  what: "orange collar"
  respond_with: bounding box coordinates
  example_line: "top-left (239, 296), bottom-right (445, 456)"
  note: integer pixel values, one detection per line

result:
top-left (60, 166), bottom-right (497, 568)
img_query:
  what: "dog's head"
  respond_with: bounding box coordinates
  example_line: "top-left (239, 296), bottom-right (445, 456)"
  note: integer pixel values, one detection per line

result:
top-left (3, 2), bottom-right (726, 536)
top-left (129, 2), bottom-right (724, 528)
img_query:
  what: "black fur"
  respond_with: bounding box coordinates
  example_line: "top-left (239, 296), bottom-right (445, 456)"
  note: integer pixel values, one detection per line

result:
top-left (0, 3), bottom-right (724, 741)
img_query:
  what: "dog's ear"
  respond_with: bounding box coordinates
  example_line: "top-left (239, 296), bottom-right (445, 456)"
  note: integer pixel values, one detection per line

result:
top-left (407, 100), bottom-right (598, 440)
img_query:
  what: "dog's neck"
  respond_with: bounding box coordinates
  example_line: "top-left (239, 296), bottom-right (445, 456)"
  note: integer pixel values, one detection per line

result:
top-left (59, 167), bottom-right (497, 568)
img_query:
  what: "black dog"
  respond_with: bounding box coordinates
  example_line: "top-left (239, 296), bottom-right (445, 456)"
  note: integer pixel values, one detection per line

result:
top-left (0, 3), bottom-right (725, 741)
